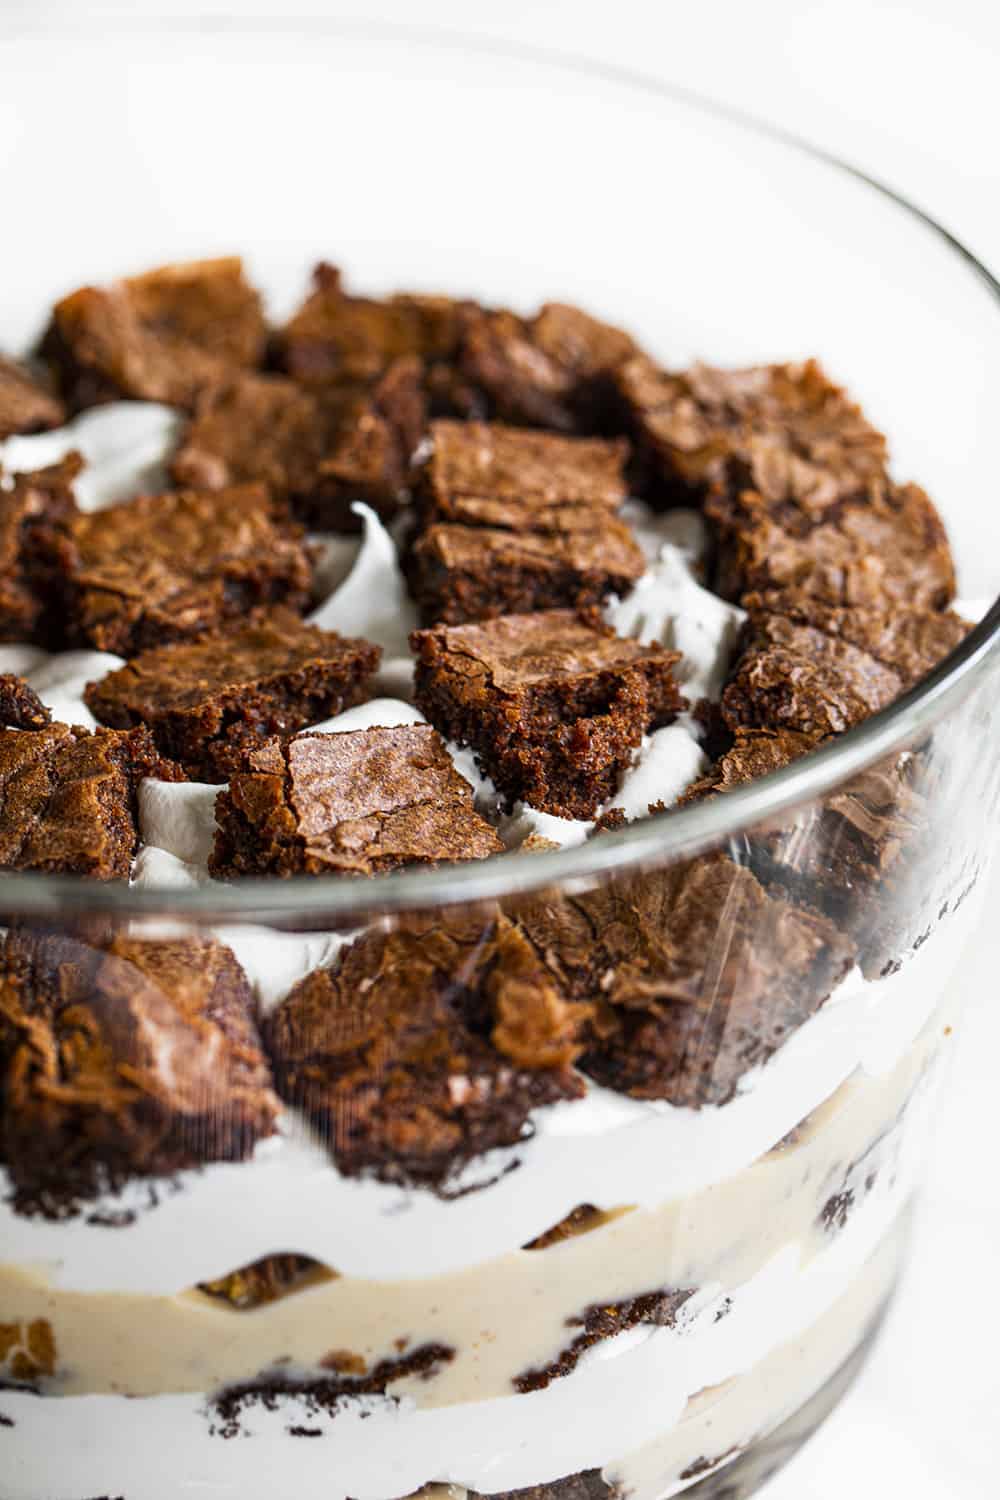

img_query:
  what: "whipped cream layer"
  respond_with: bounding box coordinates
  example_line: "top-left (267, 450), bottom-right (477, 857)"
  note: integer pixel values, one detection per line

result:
top-left (0, 1116), bottom-right (915, 1500)
top-left (0, 971), bottom-right (946, 1399)
top-left (0, 881), bottom-right (976, 1294)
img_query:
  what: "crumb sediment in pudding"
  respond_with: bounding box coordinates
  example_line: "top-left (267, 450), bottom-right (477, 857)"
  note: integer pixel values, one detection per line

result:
top-left (0, 252), bottom-right (982, 1500)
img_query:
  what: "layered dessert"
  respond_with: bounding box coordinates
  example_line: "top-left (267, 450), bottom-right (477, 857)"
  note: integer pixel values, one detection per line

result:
top-left (0, 257), bottom-right (992, 1500)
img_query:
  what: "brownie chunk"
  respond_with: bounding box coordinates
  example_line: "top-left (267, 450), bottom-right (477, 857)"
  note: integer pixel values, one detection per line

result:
top-left (0, 931), bottom-right (278, 1210)
top-left (262, 912), bottom-right (587, 1186)
top-left (210, 723), bottom-right (504, 878)
top-left (412, 610), bottom-right (683, 818)
top-left (515, 852), bottom-right (855, 1106)
top-left (407, 519), bottom-right (645, 626)
top-left (0, 722), bottom-right (177, 879)
top-left (0, 675), bottom-right (50, 730)
top-left (721, 594), bottom-right (971, 738)
top-left (684, 733), bottom-right (930, 977)
top-left (41, 256), bottom-right (266, 412)
top-left (57, 483), bottom-right (314, 655)
top-left (616, 356), bottom-right (888, 507)
top-left (170, 359), bottom-right (425, 529)
top-left (415, 422), bottom-right (630, 530)
top-left (84, 608), bottom-right (382, 781)
top-left (0, 355), bottom-right (65, 439)
top-left (0, 456), bottom-right (79, 644)
top-left (459, 302), bottom-right (638, 433)
top-left (706, 478), bottom-right (955, 608)
top-left (274, 262), bottom-right (472, 384)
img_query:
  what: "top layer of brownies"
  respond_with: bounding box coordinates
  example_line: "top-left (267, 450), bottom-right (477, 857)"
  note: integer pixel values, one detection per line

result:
top-left (0, 252), bottom-right (977, 1202)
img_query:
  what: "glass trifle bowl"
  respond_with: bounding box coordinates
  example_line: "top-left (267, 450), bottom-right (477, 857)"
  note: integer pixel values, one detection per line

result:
top-left (0, 20), bottom-right (999, 1500)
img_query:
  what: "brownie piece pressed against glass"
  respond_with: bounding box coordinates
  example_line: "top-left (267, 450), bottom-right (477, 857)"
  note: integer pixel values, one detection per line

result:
top-left (170, 359), bottom-right (426, 529)
top-left (210, 723), bottom-right (503, 878)
top-left (0, 674), bottom-right (50, 730)
top-left (56, 482), bottom-right (314, 655)
top-left (41, 256), bottom-right (266, 412)
top-left (0, 355), bottom-right (65, 439)
top-left (512, 851), bottom-right (854, 1107)
top-left (0, 456), bottom-right (79, 644)
top-left (0, 722), bottom-right (179, 879)
top-left (411, 609), bottom-right (683, 819)
top-left (0, 932), bottom-right (279, 1211)
top-left (84, 607), bottom-right (382, 782)
top-left (615, 356), bottom-right (889, 507)
top-left (262, 912), bottom-right (587, 1186)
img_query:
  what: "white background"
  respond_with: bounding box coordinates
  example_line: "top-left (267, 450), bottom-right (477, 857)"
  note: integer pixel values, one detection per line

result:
top-left (5, 3), bottom-right (1000, 1496)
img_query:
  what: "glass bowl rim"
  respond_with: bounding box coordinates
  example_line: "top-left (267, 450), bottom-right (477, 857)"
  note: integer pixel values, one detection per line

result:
top-left (1, 16), bottom-right (998, 924)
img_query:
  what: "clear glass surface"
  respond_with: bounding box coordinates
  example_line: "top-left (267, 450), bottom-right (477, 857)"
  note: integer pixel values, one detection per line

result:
top-left (0, 21), bottom-right (998, 1500)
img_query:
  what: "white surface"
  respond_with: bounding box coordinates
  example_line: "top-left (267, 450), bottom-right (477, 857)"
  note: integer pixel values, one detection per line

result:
top-left (1, 4), bottom-right (998, 1494)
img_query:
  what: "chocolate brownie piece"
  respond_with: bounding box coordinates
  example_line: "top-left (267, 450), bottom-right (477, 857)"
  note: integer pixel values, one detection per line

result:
top-left (459, 303), bottom-right (638, 433)
top-left (274, 262), bottom-right (473, 384)
top-left (0, 722), bottom-right (178, 879)
top-left (412, 610), bottom-right (682, 818)
top-left (170, 359), bottom-right (426, 528)
top-left (0, 931), bottom-right (278, 1210)
top-left (0, 355), bottom-right (65, 439)
top-left (706, 478), bottom-right (956, 608)
top-left (615, 356), bottom-right (888, 507)
top-left (721, 595), bottom-right (971, 738)
top-left (41, 256), bottom-right (265, 412)
top-left (57, 482), bottom-right (314, 655)
top-left (0, 456), bottom-right (79, 644)
top-left (515, 852), bottom-right (854, 1106)
top-left (679, 729), bottom-right (942, 977)
top-left (210, 723), bottom-right (503, 877)
top-left (84, 608), bottom-right (381, 781)
top-left (406, 519), bottom-right (646, 626)
top-left (262, 912), bottom-right (587, 1186)
top-left (415, 421), bottom-right (630, 530)
top-left (0, 675), bottom-right (50, 730)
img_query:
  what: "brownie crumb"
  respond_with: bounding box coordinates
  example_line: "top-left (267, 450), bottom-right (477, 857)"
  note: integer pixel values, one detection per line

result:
top-left (209, 1342), bottom-right (454, 1439)
top-left (263, 913), bottom-right (587, 1187)
top-left (85, 607), bottom-right (381, 782)
top-left (0, 674), bottom-right (50, 730)
top-left (0, 354), bottom-right (65, 439)
top-left (210, 723), bottom-right (502, 877)
top-left (412, 609), bottom-right (682, 819)
top-left (0, 932), bottom-right (279, 1213)
top-left (523, 1203), bottom-right (619, 1250)
top-left (514, 1287), bottom-right (693, 1392)
top-left (41, 256), bottom-right (266, 412)
top-left (55, 482), bottom-right (314, 656)
top-left (198, 1255), bottom-right (336, 1309)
